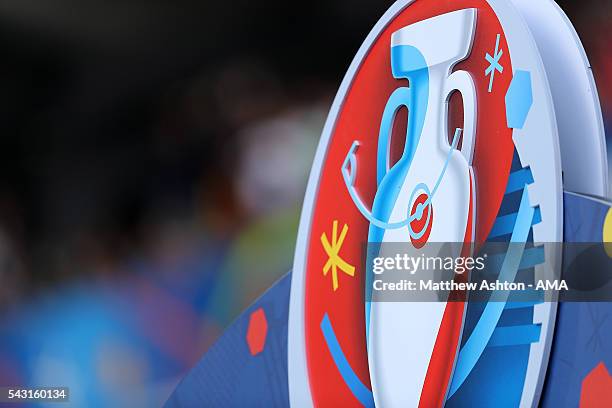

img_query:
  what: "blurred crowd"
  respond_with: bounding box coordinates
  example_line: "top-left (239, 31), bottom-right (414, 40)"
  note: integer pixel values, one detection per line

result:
top-left (0, 0), bottom-right (609, 406)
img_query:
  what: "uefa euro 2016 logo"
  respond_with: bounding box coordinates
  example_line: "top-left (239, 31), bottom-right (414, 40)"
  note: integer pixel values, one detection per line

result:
top-left (287, 0), bottom-right (609, 407)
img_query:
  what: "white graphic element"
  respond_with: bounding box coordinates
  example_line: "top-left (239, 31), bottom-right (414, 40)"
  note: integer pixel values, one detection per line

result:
top-left (367, 9), bottom-right (477, 408)
top-left (512, 0), bottom-right (608, 199)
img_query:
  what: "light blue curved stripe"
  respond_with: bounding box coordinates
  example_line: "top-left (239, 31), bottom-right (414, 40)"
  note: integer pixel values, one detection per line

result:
top-left (489, 324), bottom-right (541, 347)
top-left (448, 187), bottom-right (534, 397)
top-left (377, 87), bottom-right (411, 185)
top-left (505, 168), bottom-right (534, 194)
top-left (321, 313), bottom-right (374, 407)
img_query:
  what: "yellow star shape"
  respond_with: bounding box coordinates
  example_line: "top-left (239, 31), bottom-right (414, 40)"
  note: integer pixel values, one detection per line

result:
top-left (321, 220), bottom-right (355, 291)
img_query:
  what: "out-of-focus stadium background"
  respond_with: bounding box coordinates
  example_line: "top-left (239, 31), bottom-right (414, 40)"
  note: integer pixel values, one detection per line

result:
top-left (0, 1), bottom-right (609, 406)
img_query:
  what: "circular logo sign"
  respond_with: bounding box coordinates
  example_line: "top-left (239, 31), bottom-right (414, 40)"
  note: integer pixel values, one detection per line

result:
top-left (288, 0), bottom-right (562, 406)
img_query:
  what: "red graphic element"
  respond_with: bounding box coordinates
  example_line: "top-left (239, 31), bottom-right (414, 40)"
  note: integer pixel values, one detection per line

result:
top-left (246, 308), bottom-right (268, 356)
top-left (303, 1), bottom-right (514, 405)
top-left (410, 193), bottom-right (433, 248)
top-left (419, 179), bottom-right (473, 408)
top-left (580, 362), bottom-right (612, 408)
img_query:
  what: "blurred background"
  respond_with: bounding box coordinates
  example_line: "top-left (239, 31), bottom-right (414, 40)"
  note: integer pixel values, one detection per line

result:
top-left (0, 0), bottom-right (609, 406)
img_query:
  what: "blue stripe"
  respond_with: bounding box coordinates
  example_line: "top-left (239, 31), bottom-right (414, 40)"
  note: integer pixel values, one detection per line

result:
top-left (505, 288), bottom-right (544, 309)
top-left (503, 299), bottom-right (543, 309)
top-left (485, 246), bottom-right (545, 273)
top-left (520, 245), bottom-right (544, 267)
top-left (489, 206), bottom-right (541, 238)
top-left (505, 168), bottom-right (534, 194)
top-left (320, 313), bottom-right (374, 407)
top-left (489, 213), bottom-right (517, 238)
top-left (488, 324), bottom-right (542, 347)
top-left (532, 207), bottom-right (542, 225)
top-left (507, 287), bottom-right (544, 302)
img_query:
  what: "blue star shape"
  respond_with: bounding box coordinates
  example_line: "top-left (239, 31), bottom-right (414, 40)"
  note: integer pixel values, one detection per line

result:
top-left (485, 34), bottom-right (504, 93)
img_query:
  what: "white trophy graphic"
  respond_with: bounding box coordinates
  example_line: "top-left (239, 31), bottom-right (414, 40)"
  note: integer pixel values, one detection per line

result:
top-left (342, 8), bottom-right (478, 406)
